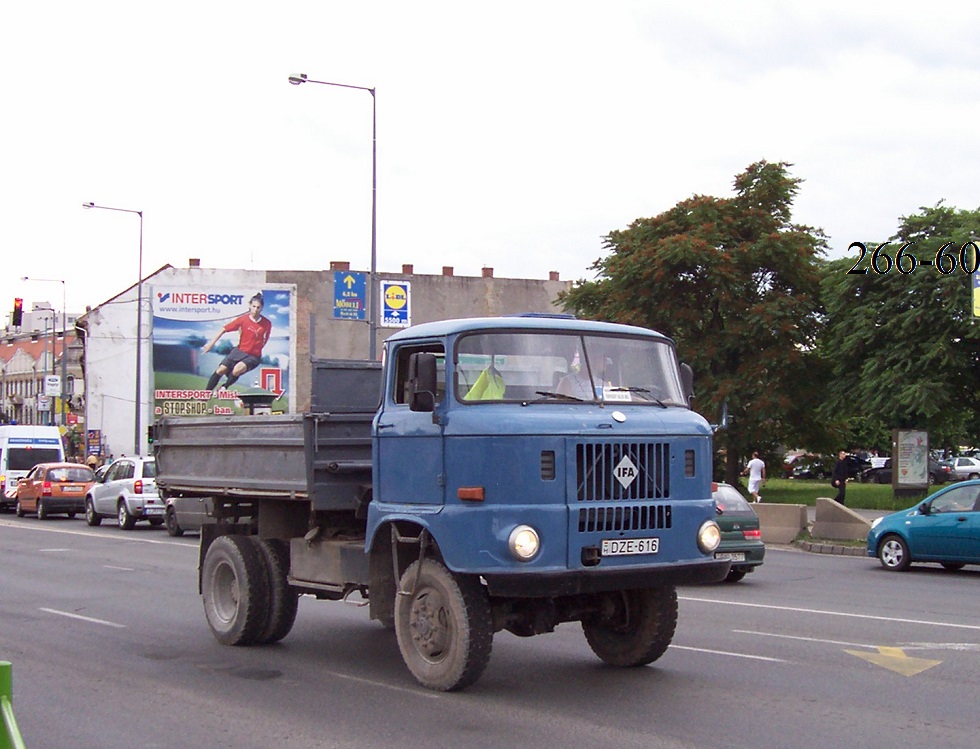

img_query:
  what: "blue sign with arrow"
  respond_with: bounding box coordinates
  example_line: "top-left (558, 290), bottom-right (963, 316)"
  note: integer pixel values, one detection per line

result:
top-left (333, 271), bottom-right (366, 320)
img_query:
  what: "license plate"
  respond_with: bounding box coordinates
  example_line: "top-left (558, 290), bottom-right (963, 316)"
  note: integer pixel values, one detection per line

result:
top-left (714, 551), bottom-right (746, 562)
top-left (601, 538), bottom-right (659, 556)
top-left (145, 507), bottom-right (164, 515)
top-left (63, 486), bottom-right (83, 493)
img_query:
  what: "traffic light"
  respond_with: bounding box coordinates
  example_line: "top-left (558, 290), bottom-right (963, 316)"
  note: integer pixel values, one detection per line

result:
top-left (12, 297), bottom-right (23, 327)
top-left (147, 424), bottom-right (155, 445)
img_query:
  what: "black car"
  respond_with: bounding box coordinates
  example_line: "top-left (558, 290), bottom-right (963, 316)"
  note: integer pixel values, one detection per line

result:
top-left (790, 456), bottom-right (833, 480)
top-left (862, 458), bottom-right (952, 486)
top-left (842, 453), bottom-right (871, 480)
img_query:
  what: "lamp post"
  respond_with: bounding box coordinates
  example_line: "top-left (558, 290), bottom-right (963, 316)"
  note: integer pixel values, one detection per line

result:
top-left (288, 73), bottom-right (378, 360)
top-left (42, 315), bottom-right (51, 425)
top-left (82, 202), bottom-right (144, 456)
top-left (21, 277), bottom-right (67, 427)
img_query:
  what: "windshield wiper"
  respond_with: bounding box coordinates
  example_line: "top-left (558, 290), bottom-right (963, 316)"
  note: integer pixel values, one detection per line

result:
top-left (532, 390), bottom-right (586, 402)
top-left (605, 386), bottom-right (667, 407)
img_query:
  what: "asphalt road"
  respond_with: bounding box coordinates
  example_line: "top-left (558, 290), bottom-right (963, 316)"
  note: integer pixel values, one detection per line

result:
top-left (2, 515), bottom-right (978, 749)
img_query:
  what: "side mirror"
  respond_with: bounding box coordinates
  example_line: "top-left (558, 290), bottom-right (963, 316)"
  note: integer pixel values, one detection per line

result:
top-left (918, 501), bottom-right (931, 515)
top-left (408, 352), bottom-right (437, 413)
top-left (679, 362), bottom-right (694, 406)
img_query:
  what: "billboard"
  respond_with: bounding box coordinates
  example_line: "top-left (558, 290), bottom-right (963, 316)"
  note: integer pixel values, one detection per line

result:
top-left (150, 285), bottom-right (296, 418)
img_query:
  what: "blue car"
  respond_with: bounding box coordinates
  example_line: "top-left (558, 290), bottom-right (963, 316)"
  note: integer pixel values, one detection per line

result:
top-left (867, 479), bottom-right (980, 571)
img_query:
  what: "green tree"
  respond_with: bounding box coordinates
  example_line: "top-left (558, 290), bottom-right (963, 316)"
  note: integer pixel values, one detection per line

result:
top-left (818, 202), bottom-right (980, 452)
top-left (559, 161), bottom-right (828, 483)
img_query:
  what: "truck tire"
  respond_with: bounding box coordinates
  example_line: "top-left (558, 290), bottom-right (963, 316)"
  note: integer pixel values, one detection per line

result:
top-left (85, 499), bottom-right (101, 526)
top-left (201, 535), bottom-right (271, 646)
top-left (582, 585), bottom-right (677, 667)
top-left (394, 558), bottom-right (493, 691)
top-left (251, 538), bottom-right (299, 644)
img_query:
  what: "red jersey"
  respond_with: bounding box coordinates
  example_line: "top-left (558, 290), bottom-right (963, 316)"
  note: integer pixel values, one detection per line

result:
top-left (224, 313), bottom-right (272, 357)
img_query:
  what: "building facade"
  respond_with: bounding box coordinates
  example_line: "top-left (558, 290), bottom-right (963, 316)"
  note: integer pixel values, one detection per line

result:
top-left (1, 305), bottom-right (85, 458)
top-left (78, 261), bottom-right (571, 460)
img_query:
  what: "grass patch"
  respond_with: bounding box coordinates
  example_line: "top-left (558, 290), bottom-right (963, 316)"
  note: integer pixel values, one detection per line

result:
top-left (747, 478), bottom-right (941, 512)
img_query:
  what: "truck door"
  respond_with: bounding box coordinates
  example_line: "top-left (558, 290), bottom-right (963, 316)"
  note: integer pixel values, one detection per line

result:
top-left (375, 343), bottom-right (445, 506)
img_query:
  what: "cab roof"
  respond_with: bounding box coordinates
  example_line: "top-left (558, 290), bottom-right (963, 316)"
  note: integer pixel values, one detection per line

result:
top-left (385, 315), bottom-right (673, 343)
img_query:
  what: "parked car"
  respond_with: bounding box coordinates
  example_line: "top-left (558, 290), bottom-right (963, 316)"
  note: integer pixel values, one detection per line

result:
top-left (947, 456), bottom-right (980, 481)
top-left (861, 458), bottom-right (953, 486)
top-left (164, 496), bottom-right (211, 537)
top-left (790, 455), bottom-right (833, 480)
top-left (164, 495), bottom-right (254, 537)
top-left (842, 453), bottom-right (871, 480)
top-left (14, 462), bottom-right (95, 519)
top-left (85, 456), bottom-right (163, 529)
top-left (867, 479), bottom-right (980, 571)
top-left (711, 482), bottom-right (766, 582)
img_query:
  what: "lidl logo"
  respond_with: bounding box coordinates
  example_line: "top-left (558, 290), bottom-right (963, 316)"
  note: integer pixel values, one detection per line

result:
top-left (384, 284), bottom-right (407, 309)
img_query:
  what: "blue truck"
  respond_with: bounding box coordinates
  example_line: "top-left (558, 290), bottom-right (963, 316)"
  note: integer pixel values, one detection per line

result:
top-left (154, 315), bottom-right (727, 691)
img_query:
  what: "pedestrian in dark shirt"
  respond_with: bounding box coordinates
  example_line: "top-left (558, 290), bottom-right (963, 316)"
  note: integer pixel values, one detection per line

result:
top-left (832, 450), bottom-right (849, 505)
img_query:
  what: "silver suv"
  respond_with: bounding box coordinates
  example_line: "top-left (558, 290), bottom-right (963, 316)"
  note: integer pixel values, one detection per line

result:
top-left (85, 457), bottom-right (163, 530)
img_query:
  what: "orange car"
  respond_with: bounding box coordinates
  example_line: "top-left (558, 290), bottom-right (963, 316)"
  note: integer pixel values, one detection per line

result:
top-left (15, 462), bottom-right (96, 519)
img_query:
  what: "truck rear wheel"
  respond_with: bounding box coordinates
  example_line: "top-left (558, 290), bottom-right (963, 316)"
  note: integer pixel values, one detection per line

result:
top-left (394, 558), bottom-right (493, 691)
top-left (582, 585), bottom-right (677, 667)
top-left (252, 538), bottom-right (299, 644)
top-left (202, 535), bottom-right (271, 646)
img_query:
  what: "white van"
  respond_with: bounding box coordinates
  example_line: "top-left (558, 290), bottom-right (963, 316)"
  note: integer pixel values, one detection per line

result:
top-left (0, 425), bottom-right (66, 507)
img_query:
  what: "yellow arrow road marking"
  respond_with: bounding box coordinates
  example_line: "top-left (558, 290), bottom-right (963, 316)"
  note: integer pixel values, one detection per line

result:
top-left (845, 646), bottom-right (942, 676)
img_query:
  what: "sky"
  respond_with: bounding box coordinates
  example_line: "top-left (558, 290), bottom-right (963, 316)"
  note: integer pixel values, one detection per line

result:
top-left (3, 1), bottom-right (979, 318)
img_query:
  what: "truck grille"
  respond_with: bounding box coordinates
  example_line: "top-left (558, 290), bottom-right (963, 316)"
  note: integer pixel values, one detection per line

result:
top-left (575, 441), bottom-right (669, 501)
top-left (578, 504), bottom-right (672, 533)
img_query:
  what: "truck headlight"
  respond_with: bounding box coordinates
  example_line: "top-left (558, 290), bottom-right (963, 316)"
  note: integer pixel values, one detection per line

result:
top-left (508, 525), bottom-right (540, 561)
top-left (697, 520), bottom-right (722, 553)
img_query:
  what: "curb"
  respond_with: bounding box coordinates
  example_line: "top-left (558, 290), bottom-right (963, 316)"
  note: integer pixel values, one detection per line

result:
top-left (794, 540), bottom-right (866, 557)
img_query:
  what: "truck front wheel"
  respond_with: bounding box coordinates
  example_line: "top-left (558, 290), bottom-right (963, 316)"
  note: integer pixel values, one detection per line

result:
top-left (394, 559), bottom-right (493, 691)
top-left (582, 585), bottom-right (677, 667)
top-left (201, 535), bottom-right (271, 646)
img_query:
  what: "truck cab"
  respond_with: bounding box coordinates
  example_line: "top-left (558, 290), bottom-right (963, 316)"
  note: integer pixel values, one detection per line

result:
top-left (370, 315), bottom-right (725, 595)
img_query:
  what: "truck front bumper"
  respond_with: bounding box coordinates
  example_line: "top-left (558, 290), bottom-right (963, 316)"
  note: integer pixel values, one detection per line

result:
top-left (482, 558), bottom-right (730, 597)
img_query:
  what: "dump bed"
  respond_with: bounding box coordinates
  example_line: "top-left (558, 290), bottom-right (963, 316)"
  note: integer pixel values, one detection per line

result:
top-left (154, 412), bottom-right (373, 511)
top-left (154, 359), bottom-right (380, 512)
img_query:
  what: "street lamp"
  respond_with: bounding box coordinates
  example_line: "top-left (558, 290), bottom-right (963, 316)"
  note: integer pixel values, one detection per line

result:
top-left (82, 202), bottom-right (144, 456)
top-left (288, 73), bottom-right (378, 360)
top-left (21, 277), bottom-right (67, 427)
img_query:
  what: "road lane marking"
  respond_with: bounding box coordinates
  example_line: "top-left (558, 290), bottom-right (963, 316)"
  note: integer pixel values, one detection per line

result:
top-left (734, 629), bottom-right (874, 649)
top-left (680, 595), bottom-right (980, 631)
top-left (104, 565), bottom-right (135, 571)
top-left (845, 646), bottom-right (941, 676)
top-left (40, 607), bottom-right (126, 628)
top-left (0, 519), bottom-right (194, 546)
top-left (671, 645), bottom-right (788, 663)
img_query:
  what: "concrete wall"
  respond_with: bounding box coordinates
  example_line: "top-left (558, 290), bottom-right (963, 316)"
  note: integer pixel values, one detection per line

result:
top-left (754, 503), bottom-right (808, 544)
top-left (811, 497), bottom-right (872, 540)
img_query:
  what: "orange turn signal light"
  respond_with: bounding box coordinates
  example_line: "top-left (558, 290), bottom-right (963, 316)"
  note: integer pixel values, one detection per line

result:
top-left (457, 487), bottom-right (485, 502)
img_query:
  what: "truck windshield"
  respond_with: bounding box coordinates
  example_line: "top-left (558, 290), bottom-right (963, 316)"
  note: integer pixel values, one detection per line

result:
top-left (455, 331), bottom-right (687, 406)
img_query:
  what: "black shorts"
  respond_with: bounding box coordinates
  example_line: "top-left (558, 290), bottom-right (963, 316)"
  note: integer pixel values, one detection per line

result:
top-left (220, 348), bottom-right (261, 372)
